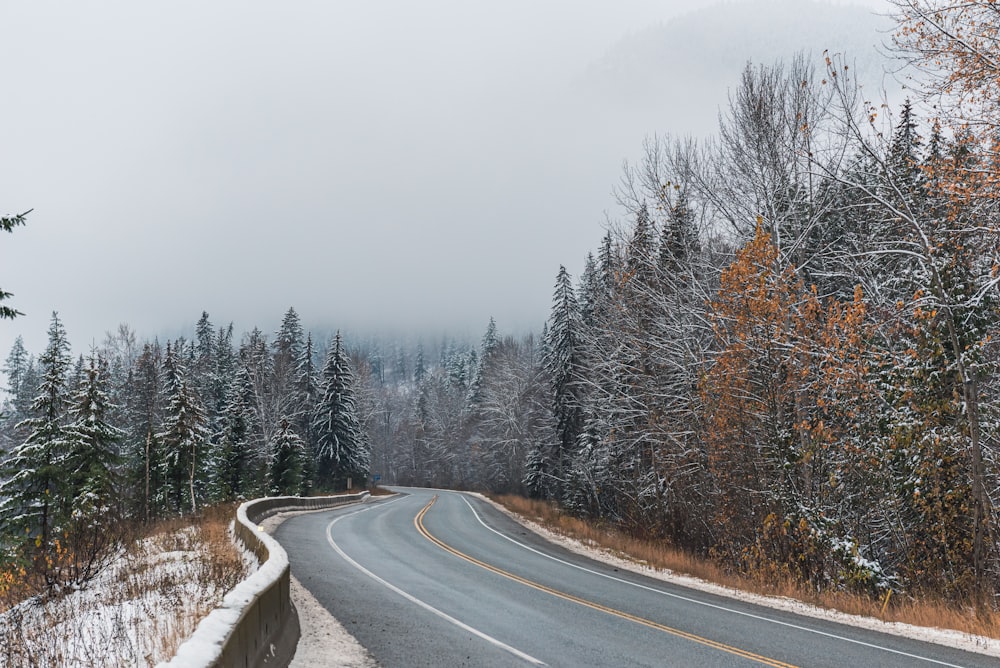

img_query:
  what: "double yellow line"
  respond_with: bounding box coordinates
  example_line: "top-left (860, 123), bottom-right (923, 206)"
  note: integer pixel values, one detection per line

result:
top-left (415, 496), bottom-right (798, 668)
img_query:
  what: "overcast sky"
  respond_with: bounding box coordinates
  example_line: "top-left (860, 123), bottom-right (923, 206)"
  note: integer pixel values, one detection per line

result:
top-left (1, 0), bottom-right (892, 358)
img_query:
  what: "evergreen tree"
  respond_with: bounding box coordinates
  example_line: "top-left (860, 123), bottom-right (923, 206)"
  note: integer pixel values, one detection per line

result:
top-left (414, 343), bottom-right (427, 383)
top-left (125, 342), bottom-right (164, 521)
top-left (205, 323), bottom-right (236, 448)
top-left (467, 318), bottom-right (499, 406)
top-left (155, 343), bottom-right (208, 514)
top-left (392, 345), bottom-right (408, 384)
top-left (3, 336), bottom-right (29, 409)
top-left (194, 312), bottom-right (214, 383)
top-left (240, 328), bottom-right (276, 451)
top-left (312, 332), bottom-right (370, 490)
top-left (534, 267), bottom-right (586, 500)
top-left (1, 337), bottom-right (34, 450)
top-left (269, 418), bottom-right (305, 495)
top-left (293, 332), bottom-right (320, 486)
top-left (0, 313), bottom-right (72, 572)
top-left (64, 353), bottom-right (123, 520)
top-left (660, 190), bottom-right (700, 275)
top-left (273, 307), bottom-right (305, 417)
top-left (578, 253), bottom-right (599, 328)
top-left (209, 365), bottom-right (261, 501)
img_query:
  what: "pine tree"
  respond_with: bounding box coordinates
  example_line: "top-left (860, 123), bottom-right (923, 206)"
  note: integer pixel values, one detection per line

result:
top-left (124, 342), bottom-right (164, 521)
top-left (312, 332), bottom-right (370, 490)
top-left (292, 333), bottom-right (320, 485)
top-left (535, 267), bottom-right (586, 501)
top-left (578, 253), bottom-right (599, 328)
top-left (64, 353), bottom-right (123, 520)
top-left (240, 328), bottom-right (277, 453)
top-left (273, 307), bottom-right (305, 418)
top-left (155, 343), bottom-right (209, 514)
top-left (467, 318), bottom-right (499, 406)
top-left (1, 337), bottom-right (33, 450)
top-left (659, 190), bottom-right (700, 276)
top-left (269, 418), bottom-right (306, 496)
top-left (3, 336), bottom-right (29, 409)
top-left (414, 343), bottom-right (427, 383)
top-left (208, 365), bottom-right (260, 501)
top-left (0, 312), bottom-right (72, 573)
top-left (194, 311), bottom-right (215, 392)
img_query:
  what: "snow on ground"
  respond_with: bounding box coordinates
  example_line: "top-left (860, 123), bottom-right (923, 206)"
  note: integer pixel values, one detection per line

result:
top-left (471, 493), bottom-right (1000, 660)
top-left (259, 509), bottom-right (377, 668)
top-left (0, 524), bottom-right (255, 667)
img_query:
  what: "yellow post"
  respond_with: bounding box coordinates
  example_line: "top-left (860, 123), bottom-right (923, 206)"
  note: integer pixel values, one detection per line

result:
top-left (880, 588), bottom-right (893, 617)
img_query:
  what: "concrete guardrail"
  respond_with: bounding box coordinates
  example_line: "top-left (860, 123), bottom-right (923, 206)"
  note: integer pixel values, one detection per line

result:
top-left (162, 491), bottom-right (370, 668)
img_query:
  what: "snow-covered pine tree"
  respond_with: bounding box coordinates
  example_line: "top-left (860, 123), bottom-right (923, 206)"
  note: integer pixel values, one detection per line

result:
top-left (155, 343), bottom-right (209, 515)
top-left (577, 253), bottom-right (599, 328)
top-left (413, 343), bottom-right (427, 383)
top-left (45, 352), bottom-right (126, 586)
top-left (208, 363), bottom-right (262, 501)
top-left (273, 307), bottom-right (304, 420)
top-left (124, 342), bottom-right (165, 521)
top-left (1, 336), bottom-right (34, 451)
top-left (292, 332), bottom-right (320, 487)
top-left (64, 353), bottom-right (123, 520)
top-left (269, 418), bottom-right (306, 496)
top-left (529, 267), bottom-right (586, 500)
top-left (240, 327), bottom-right (277, 457)
top-left (392, 344), bottom-right (408, 385)
top-left (312, 332), bottom-right (370, 491)
top-left (194, 312), bottom-right (215, 402)
top-left (466, 317), bottom-right (499, 406)
top-left (659, 190), bottom-right (700, 277)
top-left (3, 336), bottom-right (29, 412)
top-left (0, 312), bottom-right (72, 571)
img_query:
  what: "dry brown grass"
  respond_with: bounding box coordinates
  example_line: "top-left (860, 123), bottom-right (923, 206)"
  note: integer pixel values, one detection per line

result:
top-left (0, 503), bottom-right (252, 666)
top-left (490, 494), bottom-right (1000, 640)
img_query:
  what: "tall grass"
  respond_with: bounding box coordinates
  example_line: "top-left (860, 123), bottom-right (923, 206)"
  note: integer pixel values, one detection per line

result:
top-left (491, 494), bottom-right (1000, 640)
top-left (0, 504), bottom-right (252, 667)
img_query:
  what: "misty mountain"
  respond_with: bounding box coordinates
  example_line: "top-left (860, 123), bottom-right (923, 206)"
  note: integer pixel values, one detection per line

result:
top-left (579, 0), bottom-right (898, 136)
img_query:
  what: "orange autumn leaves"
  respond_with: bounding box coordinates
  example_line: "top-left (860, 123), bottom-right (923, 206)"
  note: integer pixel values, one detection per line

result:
top-left (701, 222), bottom-right (870, 556)
top-left (895, 1), bottom-right (1000, 210)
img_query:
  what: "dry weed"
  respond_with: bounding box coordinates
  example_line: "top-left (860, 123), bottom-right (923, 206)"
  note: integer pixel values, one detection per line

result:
top-left (490, 494), bottom-right (1000, 639)
top-left (0, 504), bottom-right (252, 667)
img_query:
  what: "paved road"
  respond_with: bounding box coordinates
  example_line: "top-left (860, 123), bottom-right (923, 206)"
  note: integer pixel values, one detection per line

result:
top-left (273, 488), bottom-right (996, 667)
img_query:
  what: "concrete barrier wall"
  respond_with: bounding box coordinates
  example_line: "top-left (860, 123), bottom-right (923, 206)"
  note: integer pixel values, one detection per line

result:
top-left (162, 492), bottom-right (369, 668)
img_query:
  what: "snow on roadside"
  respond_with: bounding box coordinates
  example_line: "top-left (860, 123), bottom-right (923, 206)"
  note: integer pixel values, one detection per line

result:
top-left (472, 493), bottom-right (1000, 660)
top-left (0, 523), bottom-right (253, 667)
top-left (259, 509), bottom-right (377, 668)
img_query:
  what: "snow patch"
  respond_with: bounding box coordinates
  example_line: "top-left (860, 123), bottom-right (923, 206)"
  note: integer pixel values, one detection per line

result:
top-left (0, 526), bottom-right (248, 667)
top-left (159, 501), bottom-right (290, 667)
top-left (260, 509), bottom-right (377, 668)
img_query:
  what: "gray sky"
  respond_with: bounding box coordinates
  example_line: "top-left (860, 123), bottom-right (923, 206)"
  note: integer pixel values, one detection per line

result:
top-left (1, 0), bottom-right (892, 358)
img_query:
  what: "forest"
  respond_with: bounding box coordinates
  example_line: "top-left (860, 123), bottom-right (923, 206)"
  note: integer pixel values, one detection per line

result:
top-left (3, 0), bottom-right (1000, 612)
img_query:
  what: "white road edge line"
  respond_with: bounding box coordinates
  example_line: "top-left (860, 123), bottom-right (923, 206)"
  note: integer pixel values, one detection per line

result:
top-left (459, 495), bottom-right (967, 668)
top-left (324, 497), bottom-right (547, 667)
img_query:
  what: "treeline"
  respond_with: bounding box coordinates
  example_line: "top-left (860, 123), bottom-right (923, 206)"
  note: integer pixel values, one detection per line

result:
top-left (0, 309), bottom-right (369, 588)
top-left (358, 321), bottom-right (549, 494)
top-left (366, 48), bottom-right (1000, 608)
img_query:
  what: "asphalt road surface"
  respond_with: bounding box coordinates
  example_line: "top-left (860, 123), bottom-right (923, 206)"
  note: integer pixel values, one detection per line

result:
top-left (273, 488), bottom-right (996, 667)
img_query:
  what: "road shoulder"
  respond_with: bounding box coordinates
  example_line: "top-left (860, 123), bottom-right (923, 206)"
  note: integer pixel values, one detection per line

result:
top-left (261, 508), bottom-right (379, 668)
top-left (471, 492), bottom-right (1000, 660)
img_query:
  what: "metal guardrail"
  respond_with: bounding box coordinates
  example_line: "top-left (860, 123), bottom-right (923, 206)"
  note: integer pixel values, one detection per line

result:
top-left (163, 492), bottom-right (370, 668)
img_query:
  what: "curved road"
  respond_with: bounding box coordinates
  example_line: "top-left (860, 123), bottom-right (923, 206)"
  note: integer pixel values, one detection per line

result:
top-left (273, 488), bottom-right (995, 667)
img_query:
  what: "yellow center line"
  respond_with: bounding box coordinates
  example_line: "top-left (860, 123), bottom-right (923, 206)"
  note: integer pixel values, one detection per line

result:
top-left (415, 496), bottom-right (798, 668)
